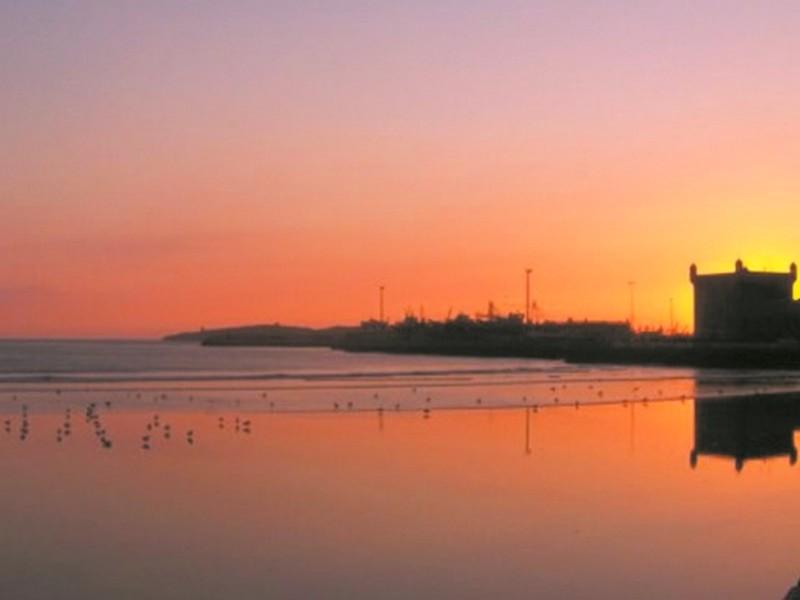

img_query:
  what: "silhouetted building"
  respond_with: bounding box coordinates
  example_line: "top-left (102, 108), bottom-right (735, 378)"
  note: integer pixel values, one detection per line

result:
top-left (690, 259), bottom-right (800, 341)
top-left (530, 320), bottom-right (632, 341)
top-left (690, 394), bottom-right (800, 471)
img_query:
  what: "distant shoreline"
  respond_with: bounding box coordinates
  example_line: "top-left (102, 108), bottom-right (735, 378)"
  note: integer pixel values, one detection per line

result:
top-left (332, 337), bottom-right (800, 370)
top-left (164, 322), bottom-right (800, 371)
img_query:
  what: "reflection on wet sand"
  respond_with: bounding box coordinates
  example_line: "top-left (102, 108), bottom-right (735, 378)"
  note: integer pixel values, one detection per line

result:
top-left (3, 382), bottom-right (800, 598)
top-left (691, 392), bottom-right (800, 471)
top-left (6, 386), bottom-right (800, 472)
top-left (6, 382), bottom-right (800, 485)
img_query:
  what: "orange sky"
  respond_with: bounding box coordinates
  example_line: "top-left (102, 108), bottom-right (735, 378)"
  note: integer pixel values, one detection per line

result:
top-left (2, 2), bottom-right (799, 337)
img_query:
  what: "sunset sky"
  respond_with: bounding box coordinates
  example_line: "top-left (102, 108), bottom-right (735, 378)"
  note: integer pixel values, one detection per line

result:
top-left (2, 1), bottom-right (800, 337)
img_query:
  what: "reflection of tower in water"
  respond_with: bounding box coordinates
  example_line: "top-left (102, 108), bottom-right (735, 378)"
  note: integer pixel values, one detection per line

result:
top-left (629, 401), bottom-right (636, 457)
top-left (690, 393), bottom-right (800, 471)
top-left (524, 407), bottom-right (531, 455)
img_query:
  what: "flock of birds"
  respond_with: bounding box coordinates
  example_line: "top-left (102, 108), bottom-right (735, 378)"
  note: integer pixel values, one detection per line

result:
top-left (140, 412), bottom-right (180, 450)
top-left (0, 379), bottom-right (759, 451)
top-left (0, 391), bottom-right (259, 451)
top-left (324, 382), bottom-right (692, 417)
top-left (81, 402), bottom-right (113, 448)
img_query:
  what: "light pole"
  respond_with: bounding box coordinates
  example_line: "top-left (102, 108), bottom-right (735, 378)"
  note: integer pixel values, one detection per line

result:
top-left (669, 297), bottom-right (675, 334)
top-left (525, 268), bottom-right (532, 325)
top-left (379, 285), bottom-right (385, 323)
top-left (627, 281), bottom-right (636, 330)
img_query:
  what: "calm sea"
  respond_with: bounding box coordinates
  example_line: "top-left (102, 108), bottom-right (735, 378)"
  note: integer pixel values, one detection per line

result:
top-left (2, 340), bottom-right (800, 599)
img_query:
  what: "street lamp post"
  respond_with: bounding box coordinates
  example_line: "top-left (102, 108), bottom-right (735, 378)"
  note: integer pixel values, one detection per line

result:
top-left (525, 268), bottom-right (532, 325)
top-left (627, 281), bottom-right (636, 330)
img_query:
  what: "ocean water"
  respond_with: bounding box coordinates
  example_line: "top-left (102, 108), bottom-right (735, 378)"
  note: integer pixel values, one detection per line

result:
top-left (2, 340), bottom-right (800, 599)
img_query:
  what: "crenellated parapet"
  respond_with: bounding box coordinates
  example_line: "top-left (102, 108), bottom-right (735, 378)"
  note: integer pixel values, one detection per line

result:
top-left (690, 259), bottom-right (799, 341)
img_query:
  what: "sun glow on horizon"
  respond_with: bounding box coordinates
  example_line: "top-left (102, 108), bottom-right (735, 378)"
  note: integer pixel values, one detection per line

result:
top-left (2, 2), bottom-right (800, 336)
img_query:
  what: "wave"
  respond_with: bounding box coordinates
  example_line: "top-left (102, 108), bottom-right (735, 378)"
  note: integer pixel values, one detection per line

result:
top-left (2, 363), bottom-right (794, 389)
top-left (0, 364), bottom-right (592, 385)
